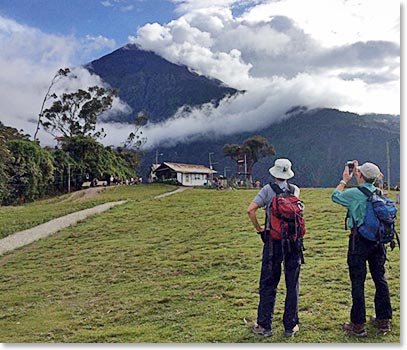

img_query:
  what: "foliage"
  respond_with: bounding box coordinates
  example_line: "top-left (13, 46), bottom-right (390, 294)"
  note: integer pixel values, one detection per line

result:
top-left (149, 109), bottom-right (400, 187)
top-left (34, 68), bottom-right (73, 141)
top-left (41, 86), bottom-right (117, 139)
top-left (0, 129), bottom-right (11, 203)
top-left (123, 110), bottom-right (148, 150)
top-left (0, 115), bottom-right (138, 205)
top-left (0, 187), bottom-right (399, 342)
top-left (4, 139), bottom-right (54, 205)
top-left (224, 135), bottom-right (275, 183)
top-left (0, 123), bottom-right (54, 205)
top-left (58, 136), bottom-right (137, 189)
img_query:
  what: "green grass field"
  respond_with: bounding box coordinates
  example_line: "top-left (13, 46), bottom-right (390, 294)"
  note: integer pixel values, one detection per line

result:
top-left (0, 186), bottom-right (400, 343)
top-left (0, 184), bottom-right (174, 239)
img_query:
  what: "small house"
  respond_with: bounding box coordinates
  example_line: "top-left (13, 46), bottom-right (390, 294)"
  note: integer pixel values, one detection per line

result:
top-left (153, 162), bottom-right (216, 186)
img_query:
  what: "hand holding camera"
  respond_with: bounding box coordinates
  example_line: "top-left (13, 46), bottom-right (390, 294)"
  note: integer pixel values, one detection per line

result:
top-left (343, 160), bottom-right (358, 183)
top-left (346, 161), bottom-right (354, 174)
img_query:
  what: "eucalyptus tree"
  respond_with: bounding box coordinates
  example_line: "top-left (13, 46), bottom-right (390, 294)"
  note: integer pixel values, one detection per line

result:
top-left (223, 135), bottom-right (275, 184)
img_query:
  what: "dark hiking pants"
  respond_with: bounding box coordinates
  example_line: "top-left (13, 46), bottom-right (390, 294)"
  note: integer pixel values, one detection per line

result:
top-left (257, 236), bottom-right (301, 331)
top-left (347, 233), bottom-right (392, 325)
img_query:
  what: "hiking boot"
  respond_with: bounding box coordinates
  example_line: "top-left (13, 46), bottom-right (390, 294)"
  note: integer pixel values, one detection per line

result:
top-left (370, 316), bottom-right (391, 334)
top-left (251, 324), bottom-right (273, 337)
top-left (343, 322), bottom-right (367, 337)
top-left (284, 324), bottom-right (300, 338)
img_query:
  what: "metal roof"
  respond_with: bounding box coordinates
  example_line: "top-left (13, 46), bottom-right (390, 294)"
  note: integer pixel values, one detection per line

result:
top-left (157, 162), bottom-right (217, 174)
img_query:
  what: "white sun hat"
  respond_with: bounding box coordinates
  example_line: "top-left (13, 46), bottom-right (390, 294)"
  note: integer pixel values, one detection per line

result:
top-left (269, 158), bottom-right (294, 179)
top-left (358, 162), bottom-right (381, 180)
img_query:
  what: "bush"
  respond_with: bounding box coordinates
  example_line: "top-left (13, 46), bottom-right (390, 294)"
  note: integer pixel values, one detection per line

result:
top-left (4, 139), bottom-right (54, 205)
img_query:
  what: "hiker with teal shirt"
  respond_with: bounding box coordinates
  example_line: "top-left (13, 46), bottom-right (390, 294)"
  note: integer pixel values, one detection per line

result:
top-left (332, 160), bottom-right (393, 337)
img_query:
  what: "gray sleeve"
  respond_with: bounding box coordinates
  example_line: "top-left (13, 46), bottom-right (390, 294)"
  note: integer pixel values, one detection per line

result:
top-left (292, 185), bottom-right (300, 198)
top-left (253, 185), bottom-right (272, 208)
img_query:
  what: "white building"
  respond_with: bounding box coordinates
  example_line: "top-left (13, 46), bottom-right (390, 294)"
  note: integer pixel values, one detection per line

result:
top-left (153, 162), bottom-right (216, 187)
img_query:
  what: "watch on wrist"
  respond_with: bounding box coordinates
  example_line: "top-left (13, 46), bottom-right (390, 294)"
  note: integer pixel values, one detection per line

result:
top-left (340, 180), bottom-right (347, 185)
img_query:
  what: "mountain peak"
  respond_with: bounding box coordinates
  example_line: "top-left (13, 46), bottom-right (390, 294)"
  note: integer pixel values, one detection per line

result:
top-left (86, 44), bottom-right (238, 123)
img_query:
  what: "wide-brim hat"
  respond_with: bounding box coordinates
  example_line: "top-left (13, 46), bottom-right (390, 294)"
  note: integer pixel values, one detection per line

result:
top-left (269, 158), bottom-right (294, 179)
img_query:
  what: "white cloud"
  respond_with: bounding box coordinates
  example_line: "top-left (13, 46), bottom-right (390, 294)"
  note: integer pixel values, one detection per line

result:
top-left (121, 5), bottom-right (135, 12)
top-left (0, 15), bottom-right (126, 145)
top-left (136, 72), bottom-right (385, 148)
top-left (125, 0), bottom-right (400, 148)
top-left (242, 0), bottom-right (399, 47)
top-left (0, 1), bottom-right (400, 150)
top-left (84, 35), bottom-right (116, 51)
top-left (101, 1), bottom-right (113, 7)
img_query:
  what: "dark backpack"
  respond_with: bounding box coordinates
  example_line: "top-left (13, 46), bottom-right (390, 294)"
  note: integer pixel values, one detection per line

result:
top-left (357, 186), bottom-right (399, 249)
top-left (268, 183), bottom-right (306, 242)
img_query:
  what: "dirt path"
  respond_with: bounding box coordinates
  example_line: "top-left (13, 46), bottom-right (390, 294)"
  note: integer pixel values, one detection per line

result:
top-left (154, 186), bottom-right (192, 199)
top-left (0, 200), bottom-right (126, 256)
top-left (59, 186), bottom-right (106, 203)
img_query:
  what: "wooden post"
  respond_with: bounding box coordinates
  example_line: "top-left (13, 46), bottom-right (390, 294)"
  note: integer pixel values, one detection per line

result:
top-left (386, 141), bottom-right (390, 191)
top-left (67, 162), bottom-right (71, 193)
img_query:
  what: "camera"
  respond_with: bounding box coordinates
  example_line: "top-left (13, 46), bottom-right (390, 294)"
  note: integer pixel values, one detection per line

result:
top-left (346, 161), bottom-right (354, 174)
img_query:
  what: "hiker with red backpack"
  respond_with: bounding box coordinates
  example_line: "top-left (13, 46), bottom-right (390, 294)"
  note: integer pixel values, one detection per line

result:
top-left (332, 160), bottom-right (398, 337)
top-left (247, 158), bottom-right (305, 338)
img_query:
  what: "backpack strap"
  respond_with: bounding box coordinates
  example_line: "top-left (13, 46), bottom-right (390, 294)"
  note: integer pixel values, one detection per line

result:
top-left (269, 182), bottom-right (294, 195)
top-left (358, 186), bottom-right (374, 198)
top-left (269, 182), bottom-right (284, 195)
top-left (286, 182), bottom-right (295, 194)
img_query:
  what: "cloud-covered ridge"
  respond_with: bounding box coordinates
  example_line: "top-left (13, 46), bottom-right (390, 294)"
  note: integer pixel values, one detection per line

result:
top-left (122, 0), bottom-right (399, 148)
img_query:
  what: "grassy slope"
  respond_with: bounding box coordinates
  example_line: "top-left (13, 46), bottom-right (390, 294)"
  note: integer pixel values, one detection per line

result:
top-left (0, 188), bottom-right (400, 343)
top-left (0, 184), bottom-right (175, 239)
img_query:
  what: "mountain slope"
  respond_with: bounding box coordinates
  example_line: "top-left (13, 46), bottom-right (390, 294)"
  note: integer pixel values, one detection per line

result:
top-left (86, 44), bottom-right (238, 123)
top-left (85, 47), bottom-right (399, 187)
top-left (140, 108), bottom-right (400, 187)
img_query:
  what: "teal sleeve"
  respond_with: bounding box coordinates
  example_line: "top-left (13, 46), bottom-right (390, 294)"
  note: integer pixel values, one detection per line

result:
top-left (332, 189), bottom-right (353, 208)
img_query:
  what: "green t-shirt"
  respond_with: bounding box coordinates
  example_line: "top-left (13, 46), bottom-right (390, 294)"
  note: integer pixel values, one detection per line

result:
top-left (332, 183), bottom-right (378, 229)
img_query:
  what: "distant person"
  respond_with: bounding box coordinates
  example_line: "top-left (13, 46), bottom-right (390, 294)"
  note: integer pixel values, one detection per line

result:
top-left (332, 161), bottom-right (393, 337)
top-left (256, 180), bottom-right (261, 189)
top-left (375, 172), bottom-right (384, 190)
top-left (247, 158), bottom-right (305, 338)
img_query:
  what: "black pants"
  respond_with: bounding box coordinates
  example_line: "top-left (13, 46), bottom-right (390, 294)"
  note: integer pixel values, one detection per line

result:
top-left (347, 233), bottom-right (392, 324)
top-left (257, 237), bottom-right (301, 331)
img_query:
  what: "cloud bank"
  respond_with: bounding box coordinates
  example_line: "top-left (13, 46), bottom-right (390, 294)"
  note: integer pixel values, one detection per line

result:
top-left (125, 0), bottom-right (399, 148)
top-left (0, 15), bottom-right (125, 144)
top-left (0, 0), bottom-right (400, 149)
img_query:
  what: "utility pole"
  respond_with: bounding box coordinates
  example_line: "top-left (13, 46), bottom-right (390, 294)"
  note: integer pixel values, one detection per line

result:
top-left (386, 141), bottom-right (391, 191)
top-left (155, 150), bottom-right (163, 165)
top-left (224, 166), bottom-right (230, 178)
top-left (244, 153), bottom-right (248, 188)
top-left (67, 162), bottom-right (71, 193)
top-left (209, 152), bottom-right (214, 183)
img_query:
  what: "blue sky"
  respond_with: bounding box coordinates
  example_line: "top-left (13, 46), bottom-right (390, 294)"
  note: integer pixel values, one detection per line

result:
top-left (0, 0), bottom-right (400, 147)
top-left (0, 0), bottom-right (177, 61)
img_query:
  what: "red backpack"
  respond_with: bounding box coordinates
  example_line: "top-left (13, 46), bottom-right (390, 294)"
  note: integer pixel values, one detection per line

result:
top-left (269, 183), bottom-right (306, 241)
